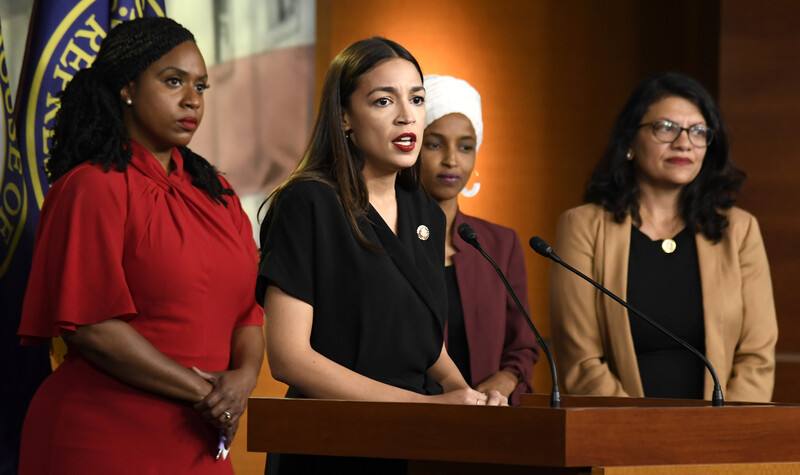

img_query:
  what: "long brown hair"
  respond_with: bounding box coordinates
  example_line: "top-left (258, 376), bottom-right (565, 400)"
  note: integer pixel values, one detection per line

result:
top-left (264, 37), bottom-right (423, 248)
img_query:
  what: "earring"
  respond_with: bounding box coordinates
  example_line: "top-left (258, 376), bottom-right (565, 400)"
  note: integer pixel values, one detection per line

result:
top-left (125, 98), bottom-right (132, 106)
top-left (626, 150), bottom-right (633, 160)
top-left (345, 130), bottom-right (351, 140)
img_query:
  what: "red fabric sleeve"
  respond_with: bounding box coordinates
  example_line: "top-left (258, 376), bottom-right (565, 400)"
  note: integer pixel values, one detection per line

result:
top-left (19, 164), bottom-right (137, 344)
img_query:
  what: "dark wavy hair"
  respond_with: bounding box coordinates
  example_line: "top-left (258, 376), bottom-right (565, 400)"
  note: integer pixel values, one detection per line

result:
top-left (264, 37), bottom-right (423, 249)
top-left (47, 17), bottom-right (232, 206)
top-left (584, 72), bottom-right (745, 242)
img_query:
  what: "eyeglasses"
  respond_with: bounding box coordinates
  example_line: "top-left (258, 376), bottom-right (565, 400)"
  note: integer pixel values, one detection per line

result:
top-left (637, 119), bottom-right (714, 148)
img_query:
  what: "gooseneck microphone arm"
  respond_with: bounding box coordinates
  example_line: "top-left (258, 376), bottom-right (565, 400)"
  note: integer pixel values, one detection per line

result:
top-left (457, 223), bottom-right (561, 408)
top-left (529, 236), bottom-right (724, 407)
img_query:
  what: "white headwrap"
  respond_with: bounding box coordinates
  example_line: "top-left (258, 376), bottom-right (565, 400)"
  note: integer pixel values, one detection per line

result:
top-left (423, 75), bottom-right (484, 152)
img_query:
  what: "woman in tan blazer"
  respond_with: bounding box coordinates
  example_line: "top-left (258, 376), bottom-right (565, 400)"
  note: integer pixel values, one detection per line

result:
top-left (549, 72), bottom-right (777, 403)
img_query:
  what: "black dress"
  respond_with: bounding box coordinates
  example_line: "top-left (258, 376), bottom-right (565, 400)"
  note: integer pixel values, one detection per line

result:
top-left (444, 265), bottom-right (471, 383)
top-left (256, 180), bottom-right (447, 473)
top-left (627, 226), bottom-right (705, 399)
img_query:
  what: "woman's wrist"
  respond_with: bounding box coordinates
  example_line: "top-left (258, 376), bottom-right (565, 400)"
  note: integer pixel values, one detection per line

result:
top-left (190, 378), bottom-right (214, 403)
top-left (493, 370), bottom-right (521, 397)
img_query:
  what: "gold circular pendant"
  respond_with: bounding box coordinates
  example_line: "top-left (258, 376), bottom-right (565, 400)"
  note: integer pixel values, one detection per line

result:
top-left (661, 238), bottom-right (677, 254)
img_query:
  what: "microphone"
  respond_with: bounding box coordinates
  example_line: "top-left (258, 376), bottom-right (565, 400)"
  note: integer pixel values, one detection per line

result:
top-left (529, 236), bottom-right (724, 407)
top-left (457, 223), bottom-right (561, 408)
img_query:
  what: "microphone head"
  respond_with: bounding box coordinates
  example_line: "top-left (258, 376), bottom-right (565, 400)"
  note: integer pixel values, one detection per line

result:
top-left (457, 223), bottom-right (480, 249)
top-left (529, 236), bottom-right (554, 258)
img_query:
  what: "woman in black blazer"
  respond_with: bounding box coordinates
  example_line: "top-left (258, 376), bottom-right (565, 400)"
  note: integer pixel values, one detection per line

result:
top-left (256, 37), bottom-right (506, 474)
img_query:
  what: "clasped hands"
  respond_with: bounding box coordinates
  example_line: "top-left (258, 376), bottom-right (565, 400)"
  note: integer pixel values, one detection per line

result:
top-left (191, 366), bottom-right (257, 449)
top-left (474, 389), bottom-right (507, 406)
top-left (435, 387), bottom-right (508, 406)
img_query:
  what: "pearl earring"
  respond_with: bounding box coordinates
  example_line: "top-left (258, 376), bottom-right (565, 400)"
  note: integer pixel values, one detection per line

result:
top-left (126, 98), bottom-right (132, 106)
top-left (626, 151), bottom-right (633, 160)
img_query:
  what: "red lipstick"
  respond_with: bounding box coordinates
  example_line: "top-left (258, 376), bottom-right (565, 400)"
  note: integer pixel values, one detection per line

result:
top-left (392, 133), bottom-right (416, 152)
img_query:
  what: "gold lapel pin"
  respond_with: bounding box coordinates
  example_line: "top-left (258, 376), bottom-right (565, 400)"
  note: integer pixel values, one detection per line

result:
top-left (416, 225), bottom-right (430, 241)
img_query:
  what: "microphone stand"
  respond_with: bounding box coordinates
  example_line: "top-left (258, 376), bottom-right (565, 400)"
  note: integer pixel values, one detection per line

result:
top-left (530, 237), bottom-right (723, 407)
top-left (459, 224), bottom-right (561, 408)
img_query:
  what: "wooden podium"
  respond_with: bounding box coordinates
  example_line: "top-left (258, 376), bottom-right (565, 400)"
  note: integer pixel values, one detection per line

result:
top-left (247, 394), bottom-right (800, 474)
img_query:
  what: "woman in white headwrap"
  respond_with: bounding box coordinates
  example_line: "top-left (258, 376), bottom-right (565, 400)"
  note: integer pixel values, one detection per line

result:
top-left (420, 75), bottom-right (539, 405)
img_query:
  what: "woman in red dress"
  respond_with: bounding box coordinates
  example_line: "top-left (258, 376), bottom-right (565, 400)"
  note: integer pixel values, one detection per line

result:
top-left (17, 17), bottom-right (264, 474)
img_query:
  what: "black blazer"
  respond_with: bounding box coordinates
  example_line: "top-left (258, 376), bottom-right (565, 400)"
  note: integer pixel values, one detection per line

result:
top-left (257, 180), bottom-right (447, 394)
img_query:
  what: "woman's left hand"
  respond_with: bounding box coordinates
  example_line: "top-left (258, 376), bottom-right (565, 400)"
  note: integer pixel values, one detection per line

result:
top-left (191, 366), bottom-right (258, 429)
top-left (475, 370), bottom-right (519, 399)
top-left (479, 389), bottom-right (508, 406)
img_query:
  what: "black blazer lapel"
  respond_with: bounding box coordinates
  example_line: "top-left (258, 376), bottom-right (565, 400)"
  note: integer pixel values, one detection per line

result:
top-left (366, 197), bottom-right (445, 333)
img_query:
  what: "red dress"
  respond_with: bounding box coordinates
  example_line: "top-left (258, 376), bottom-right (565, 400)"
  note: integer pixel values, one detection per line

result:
top-left (17, 141), bottom-right (263, 474)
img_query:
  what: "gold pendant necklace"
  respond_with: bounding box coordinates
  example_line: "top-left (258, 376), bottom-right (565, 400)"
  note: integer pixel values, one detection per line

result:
top-left (661, 238), bottom-right (677, 254)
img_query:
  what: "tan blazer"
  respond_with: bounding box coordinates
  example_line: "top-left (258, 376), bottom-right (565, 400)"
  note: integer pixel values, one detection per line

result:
top-left (548, 204), bottom-right (777, 402)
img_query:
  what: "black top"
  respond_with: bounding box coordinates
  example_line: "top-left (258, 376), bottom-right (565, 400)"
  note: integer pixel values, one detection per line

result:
top-left (444, 265), bottom-right (471, 384)
top-left (627, 226), bottom-right (705, 399)
top-left (257, 180), bottom-right (447, 395)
